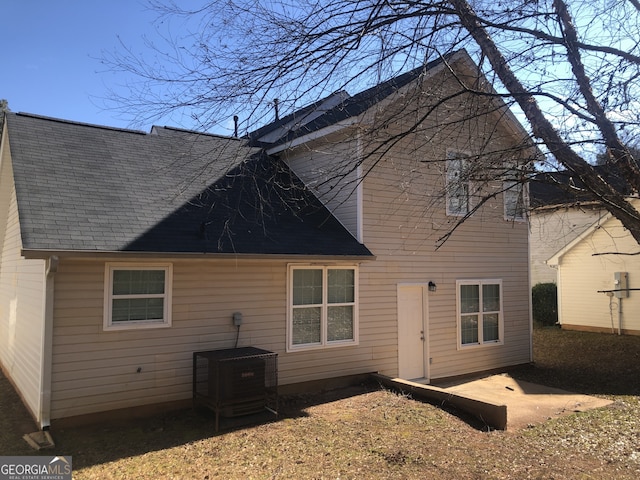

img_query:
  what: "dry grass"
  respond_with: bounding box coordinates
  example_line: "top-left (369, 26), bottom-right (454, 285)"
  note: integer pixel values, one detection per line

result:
top-left (2, 327), bottom-right (639, 479)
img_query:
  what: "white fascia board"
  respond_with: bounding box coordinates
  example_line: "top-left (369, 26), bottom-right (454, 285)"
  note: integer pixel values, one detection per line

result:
top-left (265, 118), bottom-right (360, 155)
top-left (546, 213), bottom-right (613, 266)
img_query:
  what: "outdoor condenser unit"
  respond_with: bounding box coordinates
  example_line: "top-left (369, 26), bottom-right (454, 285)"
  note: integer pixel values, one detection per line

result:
top-left (193, 347), bottom-right (278, 431)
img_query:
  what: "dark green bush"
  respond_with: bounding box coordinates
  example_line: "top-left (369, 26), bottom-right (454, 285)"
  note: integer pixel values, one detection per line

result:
top-left (532, 282), bottom-right (558, 326)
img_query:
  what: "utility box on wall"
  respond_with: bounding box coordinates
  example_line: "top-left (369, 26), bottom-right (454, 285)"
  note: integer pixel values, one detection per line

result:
top-left (614, 272), bottom-right (629, 298)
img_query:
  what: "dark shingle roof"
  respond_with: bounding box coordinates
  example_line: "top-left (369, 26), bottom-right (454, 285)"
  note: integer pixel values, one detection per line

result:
top-left (5, 113), bottom-right (372, 257)
top-left (249, 53), bottom-right (454, 147)
top-left (530, 166), bottom-right (634, 208)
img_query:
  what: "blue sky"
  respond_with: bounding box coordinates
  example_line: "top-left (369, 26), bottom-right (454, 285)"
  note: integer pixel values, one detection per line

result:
top-left (3, 1), bottom-right (195, 131)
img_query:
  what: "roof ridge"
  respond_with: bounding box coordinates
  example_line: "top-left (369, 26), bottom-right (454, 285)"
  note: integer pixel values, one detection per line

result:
top-left (14, 112), bottom-right (148, 135)
top-left (152, 125), bottom-right (243, 141)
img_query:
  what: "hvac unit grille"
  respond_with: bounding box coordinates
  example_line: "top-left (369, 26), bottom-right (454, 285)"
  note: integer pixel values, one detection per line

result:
top-left (193, 347), bottom-right (278, 431)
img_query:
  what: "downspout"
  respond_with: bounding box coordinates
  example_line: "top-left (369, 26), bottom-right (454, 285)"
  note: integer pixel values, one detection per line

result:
top-left (618, 297), bottom-right (622, 336)
top-left (548, 263), bottom-right (562, 326)
top-left (527, 226), bottom-right (534, 362)
top-left (40, 255), bottom-right (58, 429)
top-left (356, 132), bottom-right (364, 244)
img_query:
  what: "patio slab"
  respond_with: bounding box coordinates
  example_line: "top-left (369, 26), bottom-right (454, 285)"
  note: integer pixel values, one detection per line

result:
top-left (440, 373), bottom-right (613, 430)
top-left (372, 373), bottom-right (613, 431)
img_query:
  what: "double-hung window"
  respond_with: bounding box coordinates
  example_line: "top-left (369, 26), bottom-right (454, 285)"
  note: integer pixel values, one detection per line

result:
top-left (288, 265), bottom-right (358, 351)
top-left (503, 180), bottom-right (527, 221)
top-left (446, 152), bottom-right (470, 216)
top-left (104, 263), bottom-right (172, 330)
top-left (457, 279), bottom-right (503, 348)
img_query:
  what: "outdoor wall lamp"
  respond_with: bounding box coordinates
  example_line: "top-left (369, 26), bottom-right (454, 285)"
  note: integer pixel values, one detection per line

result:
top-left (428, 281), bottom-right (437, 292)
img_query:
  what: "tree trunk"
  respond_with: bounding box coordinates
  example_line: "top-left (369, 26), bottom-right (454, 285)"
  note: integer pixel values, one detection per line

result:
top-left (449, 0), bottom-right (640, 244)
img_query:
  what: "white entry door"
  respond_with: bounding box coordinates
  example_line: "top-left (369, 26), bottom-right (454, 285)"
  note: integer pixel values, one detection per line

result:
top-left (397, 285), bottom-right (428, 380)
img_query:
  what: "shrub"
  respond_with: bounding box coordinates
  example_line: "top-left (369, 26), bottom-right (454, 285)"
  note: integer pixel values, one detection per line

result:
top-left (532, 282), bottom-right (558, 326)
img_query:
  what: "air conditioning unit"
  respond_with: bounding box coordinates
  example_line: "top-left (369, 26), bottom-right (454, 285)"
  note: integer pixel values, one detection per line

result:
top-left (193, 347), bottom-right (278, 431)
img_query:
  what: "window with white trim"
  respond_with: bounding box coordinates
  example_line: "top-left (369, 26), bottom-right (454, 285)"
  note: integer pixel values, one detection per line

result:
top-left (446, 152), bottom-right (470, 216)
top-left (503, 180), bottom-right (527, 221)
top-left (457, 279), bottom-right (503, 347)
top-left (104, 263), bottom-right (172, 330)
top-left (288, 265), bottom-right (358, 351)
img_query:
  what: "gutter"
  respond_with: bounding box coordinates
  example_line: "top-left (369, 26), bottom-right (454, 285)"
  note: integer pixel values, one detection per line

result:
top-left (21, 249), bottom-right (376, 262)
top-left (40, 255), bottom-right (58, 429)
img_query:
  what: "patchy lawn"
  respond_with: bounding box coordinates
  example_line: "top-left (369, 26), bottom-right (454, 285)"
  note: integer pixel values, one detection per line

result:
top-left (1, 327), bottom-right (639, 479)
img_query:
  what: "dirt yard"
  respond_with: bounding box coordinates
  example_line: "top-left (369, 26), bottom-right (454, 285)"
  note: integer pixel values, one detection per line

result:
top-left (1, 327), bottom-right (639, 479)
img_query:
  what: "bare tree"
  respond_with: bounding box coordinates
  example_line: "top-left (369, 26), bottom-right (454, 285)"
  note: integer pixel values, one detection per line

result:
top-left (0, 99), bottom-right (9, 133)
top-left (102, 0), bottom-right (640, 244)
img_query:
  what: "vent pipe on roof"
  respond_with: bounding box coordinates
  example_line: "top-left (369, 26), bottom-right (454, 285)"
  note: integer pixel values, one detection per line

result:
top-left (274, 98), bottom-right (279, 121)
top-left (233, 115), bottom-right (239, 137)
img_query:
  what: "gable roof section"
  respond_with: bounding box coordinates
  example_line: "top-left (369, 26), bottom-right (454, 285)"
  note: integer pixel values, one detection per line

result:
top-left (4, 112), bottom-right (372, 258)
top-left (546, 196), bottom-right (640, 265)
top-left (250, 50), bottom-right (533, 157)
top-left (249, 53), bottom-right (458, 148)
top-left (546, 212), bottom-right (613, 266)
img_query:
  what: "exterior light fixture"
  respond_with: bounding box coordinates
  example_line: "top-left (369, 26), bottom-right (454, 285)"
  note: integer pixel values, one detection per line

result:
top-left (428, 281), bottom-right (437, 292)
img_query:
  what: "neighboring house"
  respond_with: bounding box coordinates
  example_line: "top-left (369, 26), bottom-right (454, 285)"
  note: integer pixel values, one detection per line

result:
top-left (0, 50), bottom-right (533, 429)
top-left (529, 162), bottom-right (640, 335)
top-left (547, 201), bottom-right (640, 336)
top-left (529, 167), bottom-right (633, 286)
top-left (529, 203), bottom-right (604, 285)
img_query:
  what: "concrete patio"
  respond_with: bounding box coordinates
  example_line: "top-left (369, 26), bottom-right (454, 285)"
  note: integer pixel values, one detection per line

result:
top-left (373, 373), bottom-right (613, 431)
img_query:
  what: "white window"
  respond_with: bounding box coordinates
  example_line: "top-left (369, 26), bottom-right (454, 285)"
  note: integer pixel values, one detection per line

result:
top-left (104, 263), bottom-right (172, 331)
top-left (503, 180), bottom-right (527, 221)
top-left (287, 265), bottom-right (358, 351)
top-left (457, 279), bottom-right (503, 348)
top-left (446, 152), bottom-right (470, 216)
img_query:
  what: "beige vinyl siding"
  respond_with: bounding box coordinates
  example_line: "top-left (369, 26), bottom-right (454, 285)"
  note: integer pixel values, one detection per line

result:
top-left (359, 227), bottom-right (530, 380)
top-left (283, 133), bottom-right (360, 238)
top-left (48, 55), bottom-right (531, 419)
top-left (555, 215), bottom-right (640, 334)
top-left (0, 143), bottom-right (47, 421)
top-left (275, 60), bottom-right (531, 382)
top-left (356, 68), bottom-right (531, 380)
top-left (529, 206), bottom-right (603, 285)
top-left (51, 258), bottom-right (380, 419)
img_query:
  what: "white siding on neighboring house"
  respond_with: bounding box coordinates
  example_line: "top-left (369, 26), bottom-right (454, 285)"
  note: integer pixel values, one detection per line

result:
top-left (0, 142), bottom-right (47, 422)
top-left (548, 213), bottom-right (640, 335)
top-left (529, 204), bottom-right (604, 285)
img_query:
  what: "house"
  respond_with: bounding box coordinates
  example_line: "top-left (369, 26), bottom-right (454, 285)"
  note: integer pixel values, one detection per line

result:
top-left (529, 169), bottom-right (628, 286)
top-left (529, 203), bottom-right (605, 285)
top-left (547, 201), bottom-right (640, 335)
top-left (0, 50), bottom-right (534, 429)
top-left (529, 161), bottom-right (640, 335)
